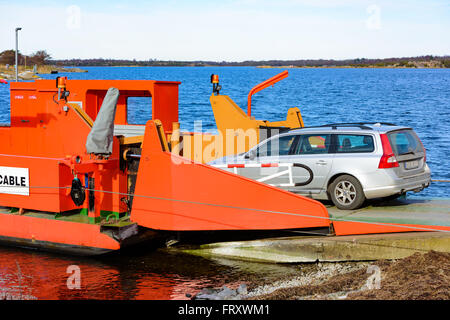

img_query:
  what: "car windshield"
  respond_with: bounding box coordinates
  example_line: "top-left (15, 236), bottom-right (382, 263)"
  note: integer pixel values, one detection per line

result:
top-left (387, 130), bottom-right (424, 156)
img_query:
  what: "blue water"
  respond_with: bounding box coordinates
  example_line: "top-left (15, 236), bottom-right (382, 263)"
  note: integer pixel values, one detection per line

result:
top-left (1, 67), bottom-right (449, 197)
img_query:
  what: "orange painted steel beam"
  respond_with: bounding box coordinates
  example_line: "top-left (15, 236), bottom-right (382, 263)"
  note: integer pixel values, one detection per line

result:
top-left (0, 212), bottom-right (120, 253)
top-left (333, 220), bottom-right (450, 236)
top-left (247, 70), bottom-right (289, 116)
top-left (130, 120), bottom-right (330, 231)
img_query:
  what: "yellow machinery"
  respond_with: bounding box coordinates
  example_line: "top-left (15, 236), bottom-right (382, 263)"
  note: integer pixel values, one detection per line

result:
top-left (170, 70), bottom-right (304, 163)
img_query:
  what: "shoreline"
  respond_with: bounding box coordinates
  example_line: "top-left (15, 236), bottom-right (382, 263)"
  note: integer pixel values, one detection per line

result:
top-left (246, 250), bottom-right (450, 300)
top-left (51, 65), bottom-right (448, 69)
top-left (59, 64), bottom-right (449, 69)
top-left (256, 65), bottom-right (449, 69)
top-left (3, 64), bottom-right (446, 71)
top-left (187, 250), bottom-right (450, 300)
top-left (49, 57), bottom-right (450, 69)
top-left (0, 65), bottom-right (87, 80)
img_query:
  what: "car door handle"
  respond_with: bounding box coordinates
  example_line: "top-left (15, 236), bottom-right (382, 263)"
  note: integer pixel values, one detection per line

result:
top-left (316, 160), bottom-right (327, 165)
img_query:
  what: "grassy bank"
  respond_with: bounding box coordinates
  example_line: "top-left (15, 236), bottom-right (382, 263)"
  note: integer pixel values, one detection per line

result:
top-left (246, 251), bottom-right (449, 300)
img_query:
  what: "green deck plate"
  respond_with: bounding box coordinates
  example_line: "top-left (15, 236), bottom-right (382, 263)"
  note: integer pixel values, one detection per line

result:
top-left (0, 206), bottom-right (131, 226)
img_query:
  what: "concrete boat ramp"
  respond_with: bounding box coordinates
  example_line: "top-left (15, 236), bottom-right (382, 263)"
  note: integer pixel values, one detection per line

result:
top-left (175, 197), bottom-right (450, 263)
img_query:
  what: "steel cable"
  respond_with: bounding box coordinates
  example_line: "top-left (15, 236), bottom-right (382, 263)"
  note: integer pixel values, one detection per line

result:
top-left (1, 184), bottom-right (449, 233)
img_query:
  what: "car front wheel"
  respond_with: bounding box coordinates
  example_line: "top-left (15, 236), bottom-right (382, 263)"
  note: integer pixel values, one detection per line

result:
top-left (329, 175), bottom-right (365, 210)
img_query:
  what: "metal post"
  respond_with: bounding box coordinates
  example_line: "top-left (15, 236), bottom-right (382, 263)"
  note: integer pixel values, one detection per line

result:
top-left (15, 27), bottom-right (22, 82)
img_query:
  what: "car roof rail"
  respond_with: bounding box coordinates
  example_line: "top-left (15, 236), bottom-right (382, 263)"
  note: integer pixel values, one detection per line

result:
top-left (317, 123), bottom-right (373, 130)
top-left (319, 122), bottom-right (398, 129)
top-left (288, 124), bottom-right (372, 131)
top-left (359, 122), bottom-right (397, 126)
top-left (288, 122), bottom-right (399, 132)
top-left (322, 122), bottom-right (397, 126)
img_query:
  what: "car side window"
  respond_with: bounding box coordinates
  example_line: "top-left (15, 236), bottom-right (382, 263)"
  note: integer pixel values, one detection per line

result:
top-left (294, 134), bottom-right (331, 154)
top-left (336, 134), bottom-right (374, 153)
top-left (256, 135), bottom-right (297, 157)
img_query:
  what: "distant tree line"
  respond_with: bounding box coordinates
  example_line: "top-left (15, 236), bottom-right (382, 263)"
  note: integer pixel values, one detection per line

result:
top-left (2, 50), bottom-right (449, 68)
top-left (0, 49), bottom-right (51, 66)
top-left (49, 55), bottom-right (450, 68)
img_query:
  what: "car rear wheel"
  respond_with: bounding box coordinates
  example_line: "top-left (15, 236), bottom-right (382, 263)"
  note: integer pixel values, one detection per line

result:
top-left (329, 175), bottom-right (365, 210)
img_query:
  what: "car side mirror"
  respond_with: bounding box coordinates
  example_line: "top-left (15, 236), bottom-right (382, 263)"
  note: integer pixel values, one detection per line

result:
top-left (245, 150), bottom-right (256, 160)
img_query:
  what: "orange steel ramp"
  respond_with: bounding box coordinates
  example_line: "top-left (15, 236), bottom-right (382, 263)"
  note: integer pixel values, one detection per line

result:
top-left (174, 199), bottom-right (450, 263)
top-left (130, 121), bottom-right (330, 231)
top-left (329, 198), bottom-right (450, 235)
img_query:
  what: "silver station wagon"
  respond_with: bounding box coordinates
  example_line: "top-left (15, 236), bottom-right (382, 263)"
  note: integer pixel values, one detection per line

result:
top-left (209, 123), bottom-right (431, 210)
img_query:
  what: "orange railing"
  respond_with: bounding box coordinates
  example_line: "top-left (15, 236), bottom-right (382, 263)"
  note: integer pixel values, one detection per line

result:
top-left (247, 70), bottom-right (289, 116)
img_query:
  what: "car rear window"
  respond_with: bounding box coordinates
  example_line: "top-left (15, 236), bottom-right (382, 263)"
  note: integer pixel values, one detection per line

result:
top-left (387, 130), bottom-right (424, 156)
top-left (336, 134), bottom-right (374, 153)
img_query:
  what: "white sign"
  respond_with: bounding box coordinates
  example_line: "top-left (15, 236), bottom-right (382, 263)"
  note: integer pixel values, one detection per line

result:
top-left (0, 166), bottom-right (29, 196)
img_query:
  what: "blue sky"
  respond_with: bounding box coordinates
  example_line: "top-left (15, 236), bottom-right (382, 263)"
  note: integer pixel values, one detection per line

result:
top-left (0, 0), bottom-right (449, 61)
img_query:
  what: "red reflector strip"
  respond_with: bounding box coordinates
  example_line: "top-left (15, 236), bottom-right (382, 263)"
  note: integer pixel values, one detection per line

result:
top-left (228, 164), bottom-right (245, 168)
top-left (261, 163), bottom-right (279, 167)
top-left (226, 163), bottom-right (280, 168)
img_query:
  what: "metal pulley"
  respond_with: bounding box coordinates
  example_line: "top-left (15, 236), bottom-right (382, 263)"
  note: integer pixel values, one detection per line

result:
top-left (70, 177), bottom-right (86, 206)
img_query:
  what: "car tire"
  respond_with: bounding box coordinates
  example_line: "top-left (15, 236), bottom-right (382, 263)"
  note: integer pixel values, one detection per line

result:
top-left (328, 175), bottom-right (365, 210)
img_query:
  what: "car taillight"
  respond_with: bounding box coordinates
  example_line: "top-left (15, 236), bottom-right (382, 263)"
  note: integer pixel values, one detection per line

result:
top-left (378, 134), bottom-right (399, 169)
